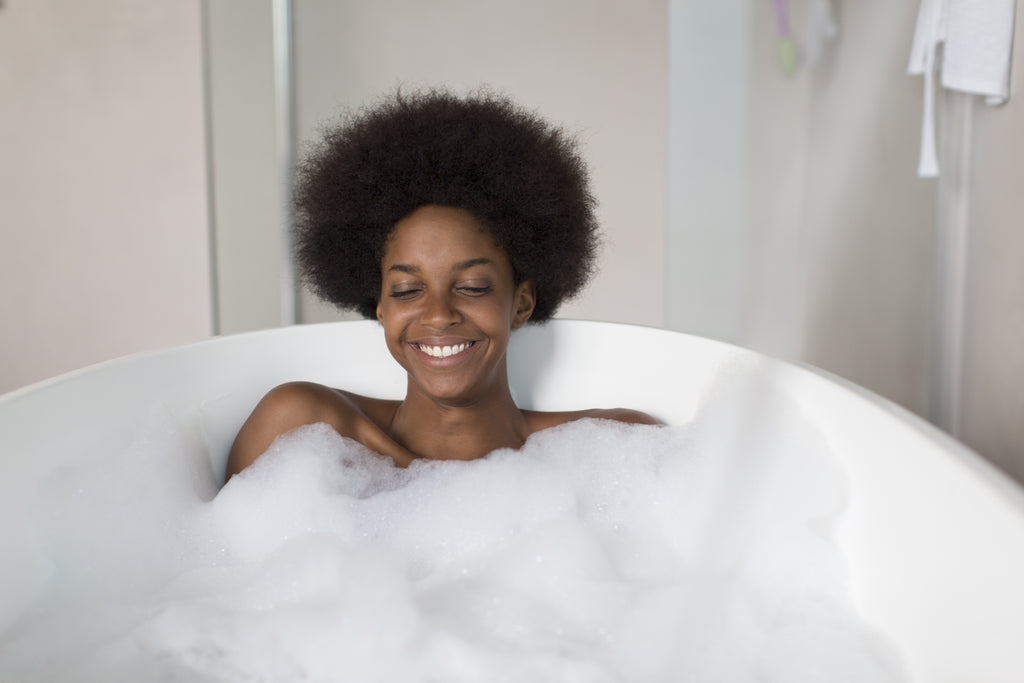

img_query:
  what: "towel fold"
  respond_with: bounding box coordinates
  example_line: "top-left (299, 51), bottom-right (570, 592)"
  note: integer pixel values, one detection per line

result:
top-left (908, 0), bottom-right (1017, 177)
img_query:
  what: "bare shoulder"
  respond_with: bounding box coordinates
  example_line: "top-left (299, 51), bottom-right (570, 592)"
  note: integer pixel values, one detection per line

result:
top-left (241, 382), bottom-right (401, 430)
top-left (225, 382), bottom-right (399, 480)
top-left (524, 407), bottom-right (663, 434)
top-left (251, 381), bottom-right (346, 420)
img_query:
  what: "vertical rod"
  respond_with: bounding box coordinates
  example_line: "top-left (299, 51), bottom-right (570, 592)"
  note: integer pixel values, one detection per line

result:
top-left (200, 0), bottom-right (221, 336)
top-left (930, 91), bottom-right (973, 436)
top-left (272, 0), bottom-right (297, 326)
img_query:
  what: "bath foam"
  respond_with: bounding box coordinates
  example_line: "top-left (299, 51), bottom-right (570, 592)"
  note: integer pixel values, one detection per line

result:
top-left (0, 378), bottom-right (907, 682)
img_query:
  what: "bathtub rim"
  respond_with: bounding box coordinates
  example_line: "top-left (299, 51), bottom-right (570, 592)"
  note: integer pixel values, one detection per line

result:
top-left (3, 319), bottom-right (1018, 507)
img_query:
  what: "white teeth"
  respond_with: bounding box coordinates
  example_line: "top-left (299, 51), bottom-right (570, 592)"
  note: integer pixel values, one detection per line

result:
top-left (419, 343), bottom-right (470, 358)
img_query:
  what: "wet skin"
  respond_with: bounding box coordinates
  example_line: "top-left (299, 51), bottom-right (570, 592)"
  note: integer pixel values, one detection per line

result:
top-left (225, 205), bottom-right (659, 480)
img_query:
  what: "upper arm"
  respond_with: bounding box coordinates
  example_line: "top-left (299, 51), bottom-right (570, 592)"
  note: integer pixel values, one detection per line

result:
top-left (225, 382), bottom-right (345, 481)
top-left (528, 407), bottom-right (664, 432)
top-left (225, 383), bottom-right (415, 482)
top-left (587, 408), bottom-right (664, 426)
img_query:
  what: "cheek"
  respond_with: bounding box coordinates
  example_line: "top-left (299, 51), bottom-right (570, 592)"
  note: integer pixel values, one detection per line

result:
top-left (480, 301), bottom-right (518, 334)
top-left (380, 316), bottom-right (409, 365)
top-left (377, 301), bottom-right (405, 342)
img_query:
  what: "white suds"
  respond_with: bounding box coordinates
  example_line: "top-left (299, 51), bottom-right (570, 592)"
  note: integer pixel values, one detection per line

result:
top-left (0, 383), bottom-right (906, 682)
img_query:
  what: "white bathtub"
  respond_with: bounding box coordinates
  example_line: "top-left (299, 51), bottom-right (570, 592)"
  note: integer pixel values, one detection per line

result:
top-left (2, 319), bottom-right (1023, 681)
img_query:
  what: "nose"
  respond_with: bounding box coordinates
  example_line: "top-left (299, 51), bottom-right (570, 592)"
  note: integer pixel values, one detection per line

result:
top-left (420, 290), bottom-right (461, 329)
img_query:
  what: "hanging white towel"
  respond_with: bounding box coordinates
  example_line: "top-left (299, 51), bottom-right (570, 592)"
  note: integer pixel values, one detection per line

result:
top-left (908, 0), bottom-right (1017, 177)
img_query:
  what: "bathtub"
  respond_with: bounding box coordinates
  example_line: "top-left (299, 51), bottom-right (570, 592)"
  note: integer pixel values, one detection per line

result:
top-left (1, 319), bottom-right (1023, 681)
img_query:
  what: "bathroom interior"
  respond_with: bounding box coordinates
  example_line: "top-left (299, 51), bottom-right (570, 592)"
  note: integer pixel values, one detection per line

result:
top-left (3, 0), bottom-right (1023, 484)
top-left (1, 0), bottom-right (1023, 680)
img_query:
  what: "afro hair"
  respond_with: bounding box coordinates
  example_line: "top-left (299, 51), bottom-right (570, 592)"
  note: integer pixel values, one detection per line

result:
top-left (292, 88), bottom-right (599, 322)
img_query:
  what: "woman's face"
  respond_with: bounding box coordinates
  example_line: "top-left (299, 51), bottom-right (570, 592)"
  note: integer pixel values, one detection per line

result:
top-left (376, 205), bottom-right (535, 406)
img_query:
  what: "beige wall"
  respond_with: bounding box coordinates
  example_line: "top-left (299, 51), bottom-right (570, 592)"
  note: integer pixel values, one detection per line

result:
top-left (291, 0), bottom-right (669, 328)
top-left (734, 1), bottom-right (1023, 482)
top-left (959, 4), bottom-right (1024, 482)
top-left (0, 1), bottom-right (212, 393)
top-left (673, 2), bottom-right (935, 416)
top-left (762, 0), bottom-right (935, 415)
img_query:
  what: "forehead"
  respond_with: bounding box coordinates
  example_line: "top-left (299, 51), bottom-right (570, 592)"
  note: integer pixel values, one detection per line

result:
top-left (382, 205), bottom-right (511, 269)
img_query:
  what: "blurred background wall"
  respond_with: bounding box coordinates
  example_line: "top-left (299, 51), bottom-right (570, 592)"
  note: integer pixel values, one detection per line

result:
top-left (1, 1), bottom-right (1021, 483)
top-left (0, 2), bottom-right (212, 390)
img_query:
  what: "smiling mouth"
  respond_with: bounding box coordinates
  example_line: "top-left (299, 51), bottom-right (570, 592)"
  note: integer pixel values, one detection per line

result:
top-left (414, 342), bottom-right (476, 358)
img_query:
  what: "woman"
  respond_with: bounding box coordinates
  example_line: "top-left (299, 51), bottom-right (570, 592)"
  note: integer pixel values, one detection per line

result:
top-left (226, 89), bottom-right (658, 479)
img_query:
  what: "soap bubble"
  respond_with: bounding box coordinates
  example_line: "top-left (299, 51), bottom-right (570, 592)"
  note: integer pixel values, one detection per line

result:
top-left (0, 386), bottom-right (906, 682)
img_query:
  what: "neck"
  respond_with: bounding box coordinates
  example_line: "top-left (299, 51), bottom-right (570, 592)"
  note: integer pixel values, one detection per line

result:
top-left (388, 382), bottom-right (529, 461)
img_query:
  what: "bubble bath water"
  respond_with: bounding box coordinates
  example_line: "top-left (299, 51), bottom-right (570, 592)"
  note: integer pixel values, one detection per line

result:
top-left (0, 391), bottom-right (906, 682)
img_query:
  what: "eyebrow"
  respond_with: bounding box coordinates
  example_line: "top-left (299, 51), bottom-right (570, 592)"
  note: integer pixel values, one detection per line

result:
top-left (453, 257), bottom-right (493, 271)
top-left (387, 258), bottom-right (494, 274)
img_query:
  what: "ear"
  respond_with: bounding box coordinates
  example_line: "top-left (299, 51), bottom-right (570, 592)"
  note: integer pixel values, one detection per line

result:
top-left (376, 299), bottom-right (383, 323)
top-left (511, 280), bottom-right (536, 329)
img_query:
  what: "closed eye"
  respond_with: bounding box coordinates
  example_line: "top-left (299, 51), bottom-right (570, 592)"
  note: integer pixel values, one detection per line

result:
top-left (458, 286), bottom-right (492, 296)
top-left (389, 288), bottom-right (421, 299)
